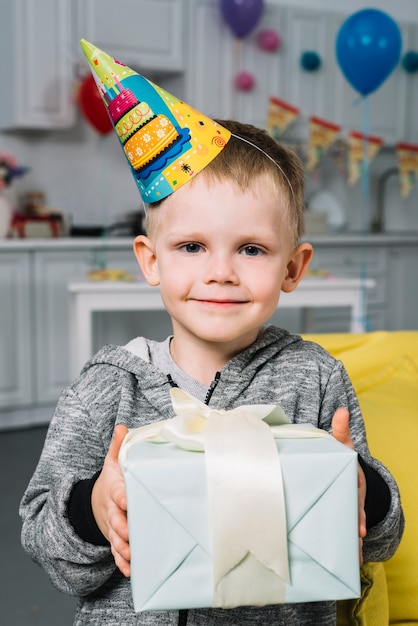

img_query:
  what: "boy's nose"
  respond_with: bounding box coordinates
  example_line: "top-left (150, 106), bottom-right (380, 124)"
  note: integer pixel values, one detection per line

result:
top-left (204, 254), bottom-right (239, 284)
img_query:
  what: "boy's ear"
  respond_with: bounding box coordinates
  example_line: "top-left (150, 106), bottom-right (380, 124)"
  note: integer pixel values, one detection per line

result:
top-left (133, 235), bottom-right (160, 286)
top-left (281, 243), bottom-right (313, 293)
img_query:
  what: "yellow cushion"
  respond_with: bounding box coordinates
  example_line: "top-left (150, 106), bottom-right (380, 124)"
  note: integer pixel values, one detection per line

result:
top-left (336, 562), bottom-right (388, 625)
top-left (304, 332), bottom-right (418, 625)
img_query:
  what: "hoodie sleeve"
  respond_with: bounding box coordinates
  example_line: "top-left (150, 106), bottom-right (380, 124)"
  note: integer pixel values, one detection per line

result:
top-left (19, 384), bottom-right (118, 597)
top-left (318, 360), bottom-right (405, 564)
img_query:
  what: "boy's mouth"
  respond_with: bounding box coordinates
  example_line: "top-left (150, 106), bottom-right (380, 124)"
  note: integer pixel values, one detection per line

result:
top-left (191, 297), bottom-right (249, 307)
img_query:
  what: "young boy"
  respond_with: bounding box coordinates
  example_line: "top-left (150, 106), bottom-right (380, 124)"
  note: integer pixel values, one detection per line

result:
top-left (20, 43), bottom-right (404, 626)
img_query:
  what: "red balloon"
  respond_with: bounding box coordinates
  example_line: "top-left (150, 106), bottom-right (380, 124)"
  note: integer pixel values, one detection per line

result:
top-left (78, 74), bottom-right (113, 135)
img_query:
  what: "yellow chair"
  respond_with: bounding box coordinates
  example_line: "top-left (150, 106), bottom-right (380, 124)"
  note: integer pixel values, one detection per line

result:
top-left (304, 332), bottom-right (418, 626)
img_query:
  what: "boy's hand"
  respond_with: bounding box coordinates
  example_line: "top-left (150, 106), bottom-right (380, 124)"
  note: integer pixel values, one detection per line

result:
top-left (91, 424), bottom-right (130, 577)
top-left (331, 408), bottom-right (367, 565)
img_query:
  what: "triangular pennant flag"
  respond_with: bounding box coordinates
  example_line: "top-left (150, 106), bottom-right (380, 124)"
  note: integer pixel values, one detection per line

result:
top-left (266, 97), bottom-right (300, 139)
top-left (396, 142), bottom-right (418, 199)
top-left (347, 131), bottom-right (383, 187)
top-left (328, 138), bottom-right (348, 178)
top-left (307, 117), bottom-right (341, 172)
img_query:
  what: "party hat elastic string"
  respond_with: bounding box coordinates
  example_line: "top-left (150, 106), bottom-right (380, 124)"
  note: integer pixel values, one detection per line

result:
top-left (231, 133), bottom-right (296, 206)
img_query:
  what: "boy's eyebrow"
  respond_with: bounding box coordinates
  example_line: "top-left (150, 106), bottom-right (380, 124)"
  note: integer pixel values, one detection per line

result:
top-left (165, 230), bottom-right (205, 241)
top-left (166, 229), bottom-right (280, 245)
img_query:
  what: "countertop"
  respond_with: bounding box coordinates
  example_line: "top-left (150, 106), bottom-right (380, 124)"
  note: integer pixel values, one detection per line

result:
top-left (1, 232), bottom-right (418, 250)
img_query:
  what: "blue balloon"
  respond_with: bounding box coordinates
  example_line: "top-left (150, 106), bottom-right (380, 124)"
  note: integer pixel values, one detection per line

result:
top-left (336, 9), bottom-right (402, 96)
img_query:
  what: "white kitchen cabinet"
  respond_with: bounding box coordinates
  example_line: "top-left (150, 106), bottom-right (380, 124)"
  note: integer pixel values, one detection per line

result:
top-left (307, 239), bottom-right (418, 333)
top-left (34, 250), bottom-right (92, 403)
top-left (74, 0), bottom-right (186, 72)
top-left (0, 252), bottom-right (33, 409)
top-left (276, 8), bottom-right (338, 139)
top-left (34, 246), bottom-right (141, 403)
top-left (386, 245), bottom-right (418, 330)
top-left (0, 0), bottom-right (75, 130)
top-left (404, 25), bottom-right (418, 143)
top-left (307, 241), bottom-right (389, 332)
top-left (0, 242), bottom-right (141, 428)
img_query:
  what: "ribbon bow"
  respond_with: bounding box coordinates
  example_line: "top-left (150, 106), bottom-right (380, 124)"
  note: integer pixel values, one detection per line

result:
top-left (120, 388), bottom-right (330, 608)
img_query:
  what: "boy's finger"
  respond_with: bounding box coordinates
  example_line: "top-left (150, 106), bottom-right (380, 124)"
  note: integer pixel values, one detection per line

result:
top-left (108, 424), bottom-right (129, 462)
top-left (331, 408), bottom-right (354, 448)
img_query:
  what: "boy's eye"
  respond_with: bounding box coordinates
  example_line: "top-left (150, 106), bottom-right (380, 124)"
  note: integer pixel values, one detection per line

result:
top-left (182, 242), bottom-right (202, 253)
top-left (241, 245), bottom-right (263, 256)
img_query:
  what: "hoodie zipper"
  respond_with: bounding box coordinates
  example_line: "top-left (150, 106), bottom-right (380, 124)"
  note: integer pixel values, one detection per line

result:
top-left (167, 371), bottom-right (221, 406)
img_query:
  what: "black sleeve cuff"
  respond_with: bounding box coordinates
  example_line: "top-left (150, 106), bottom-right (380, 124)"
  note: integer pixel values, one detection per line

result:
top-left (68, 472), bottom-right (109, 546)
top-left (358, 455), bottom-right (391, 529)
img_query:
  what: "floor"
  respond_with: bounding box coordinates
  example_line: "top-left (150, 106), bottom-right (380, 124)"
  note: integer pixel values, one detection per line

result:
top-left (0, 425), bottom-right (77, 625)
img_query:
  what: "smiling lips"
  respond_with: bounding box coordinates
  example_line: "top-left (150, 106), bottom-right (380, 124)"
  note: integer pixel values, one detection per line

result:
top-left (191, 297), bottom-right (249, 308)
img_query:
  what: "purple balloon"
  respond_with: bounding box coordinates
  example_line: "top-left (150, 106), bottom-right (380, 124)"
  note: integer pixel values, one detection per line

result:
top-left (220, 0), bottom-right (265, 39)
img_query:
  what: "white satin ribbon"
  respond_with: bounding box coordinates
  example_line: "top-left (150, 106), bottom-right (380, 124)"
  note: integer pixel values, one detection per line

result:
top-left (120, 388), bottom-right (331, 608)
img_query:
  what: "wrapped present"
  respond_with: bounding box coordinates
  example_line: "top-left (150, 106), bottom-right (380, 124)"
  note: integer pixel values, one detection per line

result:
top-left (119, 389), bottom-right (360, 612)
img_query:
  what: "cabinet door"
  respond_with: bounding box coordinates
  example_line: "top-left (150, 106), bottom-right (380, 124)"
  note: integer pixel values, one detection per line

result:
top-left (34, 250), bottom-right (91, 403)
top-left (308, 244), bottom-right (388, 332)
top-left (0, 253), bottom-right (33, 409)
top-left (186, 0), bottom-right (287, 126)
top-left (404, 24), bottom-right (418, 143)
top-left (332, 15), bottom-right (411, 144)
top-left (387, 246), bottom-right (418, 330)
top-left (279, 8), bottom-right (338, 139)
top-left (75, 0), bottom-right (185, 72)
top-left (34, 247), bottom-right (141, 403)
top-left (0, 0), bottom-right (74, 129)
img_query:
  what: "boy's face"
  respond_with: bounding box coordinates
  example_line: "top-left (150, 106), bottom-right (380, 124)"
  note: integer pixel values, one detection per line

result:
top-left (135, 175), bottom-right (312, 355)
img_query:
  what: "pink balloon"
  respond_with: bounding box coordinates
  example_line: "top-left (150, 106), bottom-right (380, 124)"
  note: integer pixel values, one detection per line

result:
top-left (235, 71), bottom-right (255, 91)
top-left (257, 29), bottom-right (281, 52)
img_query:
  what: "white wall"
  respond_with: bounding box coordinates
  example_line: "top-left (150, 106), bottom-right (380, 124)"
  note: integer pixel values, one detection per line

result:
top-left (1, 0), bottom-right (417, 229)
top-left (269, 0), bottom-right (418, 22)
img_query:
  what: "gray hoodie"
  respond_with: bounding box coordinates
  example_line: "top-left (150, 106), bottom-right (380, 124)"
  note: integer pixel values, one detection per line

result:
top-left (20, 327), bottom-right (404, 625)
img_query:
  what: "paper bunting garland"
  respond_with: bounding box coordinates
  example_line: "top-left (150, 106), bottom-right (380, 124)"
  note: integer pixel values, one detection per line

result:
top-left (328, 138), bottom-right (348, 177)
top-left (265, 93), bottom-right (417, 205)
top-left (396, 142), bottom-right (418, 199)
top-left (347, 131), bottom-right (383, 186)
top-left (307, 116), bottom-right (341, 172)
top-left (266, 97), bottom-right (300, 139)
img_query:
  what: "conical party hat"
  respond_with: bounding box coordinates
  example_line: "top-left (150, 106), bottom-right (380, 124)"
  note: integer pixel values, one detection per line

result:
top-left (80, 39), bottom-right (231, 203)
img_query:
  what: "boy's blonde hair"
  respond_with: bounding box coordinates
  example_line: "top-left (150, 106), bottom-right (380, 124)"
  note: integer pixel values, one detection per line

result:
top-left (145, 120), bottom-right (305, 247)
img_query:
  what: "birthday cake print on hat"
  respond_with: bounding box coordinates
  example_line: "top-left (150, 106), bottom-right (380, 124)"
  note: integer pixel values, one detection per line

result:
top-left (80, 39), bottom-right (231, 203)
